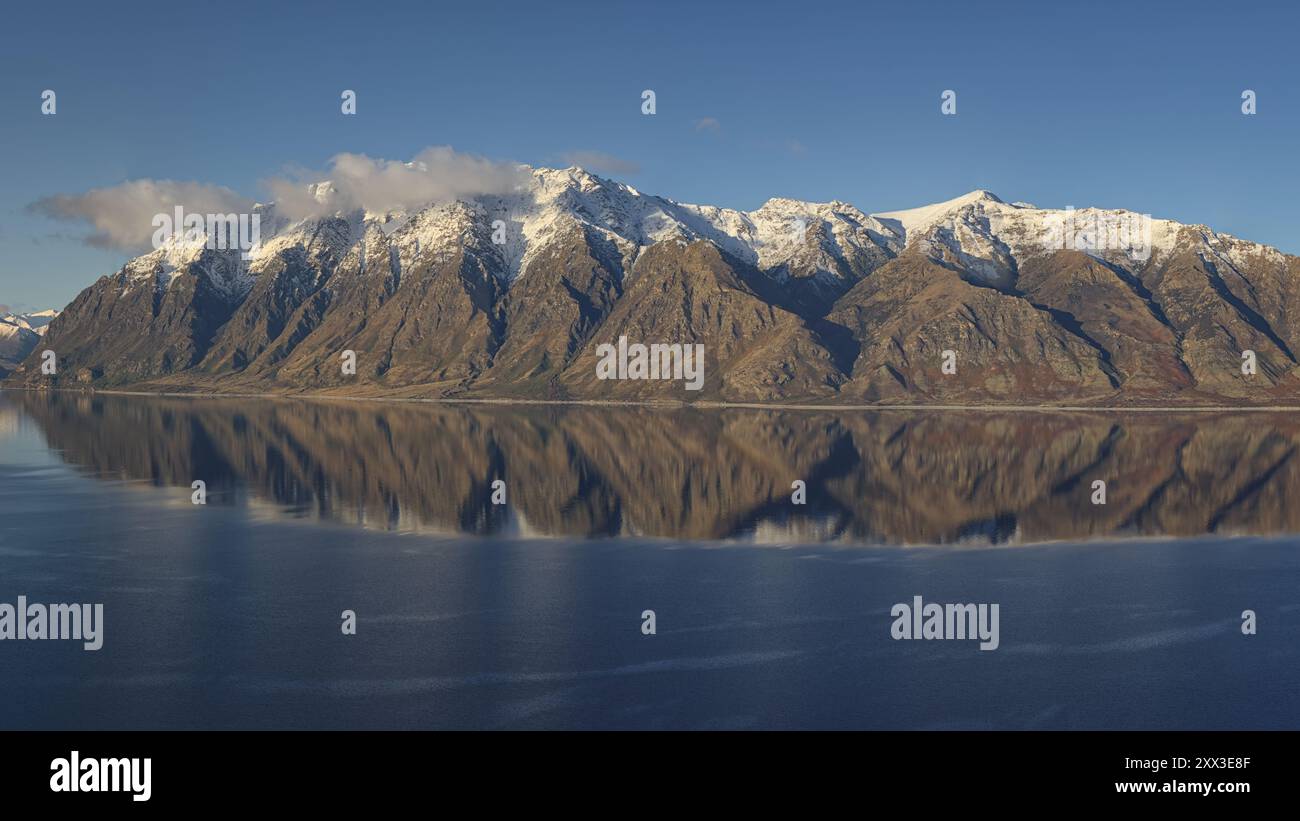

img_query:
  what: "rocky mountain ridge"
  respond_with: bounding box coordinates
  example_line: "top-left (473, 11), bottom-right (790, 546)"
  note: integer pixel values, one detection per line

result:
top-left (8, 167), bottom-right (1299, 405)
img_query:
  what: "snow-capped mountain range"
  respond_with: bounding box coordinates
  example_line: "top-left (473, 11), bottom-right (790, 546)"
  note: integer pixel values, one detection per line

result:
top-left (0, 310), bottom-right (60, 375)
top-left (118, 166), bottom-right (1277, 304)
top-left (2, 309), bottom-right (58, 334)
top-left (9, 166), bottom-right (1300, 405)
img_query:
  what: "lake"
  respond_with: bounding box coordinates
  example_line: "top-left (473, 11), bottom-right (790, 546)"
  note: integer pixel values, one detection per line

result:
top-left (0, 391), bottom-right (1296, 729)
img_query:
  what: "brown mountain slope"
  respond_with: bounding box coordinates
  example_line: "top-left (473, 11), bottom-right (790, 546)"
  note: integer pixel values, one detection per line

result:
top-left (14, 250), bottom-right (246, 386)
top-left (13, 180), bottom-right (1300, 405)
top-left (828, 253), bottom-right (1117, 402)
top-left (234, 205), bottom-right (504, 393)
top-left (1013, 250), bottom-right (1192, 394)
top-left (559, 240), bottom-right (846, 401)
top-left (471, 222), bottom-right (625, 398)
top-left (1134, 246), bottom-right (1300, 396)
top-left (196, 216), bottom-right (353, 374)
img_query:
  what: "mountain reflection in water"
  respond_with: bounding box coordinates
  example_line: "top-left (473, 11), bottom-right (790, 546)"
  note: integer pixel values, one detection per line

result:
top-left (10, 391), bottom-right (1300, 546)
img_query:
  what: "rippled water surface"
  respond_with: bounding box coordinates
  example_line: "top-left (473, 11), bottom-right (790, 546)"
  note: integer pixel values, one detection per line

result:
top-left (1, 391), bottom-right (1296, 729)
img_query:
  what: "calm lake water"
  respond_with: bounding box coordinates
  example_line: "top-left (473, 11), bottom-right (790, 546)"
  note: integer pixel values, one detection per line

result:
top-left (0, 391), bottom-right (1297, 729)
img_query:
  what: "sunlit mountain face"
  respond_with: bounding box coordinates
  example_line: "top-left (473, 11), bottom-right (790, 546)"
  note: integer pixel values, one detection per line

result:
top-left (10, 174), bottom-right (1300, 406)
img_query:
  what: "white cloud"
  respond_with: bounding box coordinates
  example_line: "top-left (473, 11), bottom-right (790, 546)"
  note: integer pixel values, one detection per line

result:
top-left (264, 146), bottom-right (528, 220)
top-left (695, 117), bottom-right (722, 133)
top-left (30, 180), bottom-right (253, 251)
top-left (28, 147), bottom-right (530, 246)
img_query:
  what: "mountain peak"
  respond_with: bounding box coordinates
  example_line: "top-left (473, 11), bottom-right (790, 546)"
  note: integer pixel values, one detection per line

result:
top-left (959, 189), bottom-right (1003, 204)
top-left (873, 189), bottom-right (1007, 238)
top-left (0, 308), bottom-right (60, 373)
top-left (758, 196), bottom-right (820, 211)
top-left (534, 165), bottom-right (605, 186)
top-left (15, 169), bottom-right (1300, 407)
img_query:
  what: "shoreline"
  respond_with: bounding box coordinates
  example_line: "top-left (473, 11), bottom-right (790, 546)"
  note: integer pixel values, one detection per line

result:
top-left (3, 384), bottom-right (1298, 413)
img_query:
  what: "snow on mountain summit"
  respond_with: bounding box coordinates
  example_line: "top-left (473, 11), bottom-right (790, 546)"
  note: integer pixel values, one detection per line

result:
top-left (875, 189), bottom-right (1005, 237)
top-left (2, 308), bottom-right (60, 333)
top-left (415, 165), bottom-right (908, 290)
top-left (0, 309), bottom-right (59, 371)
top-left (867, 188), bottom-right (1284, 284)
top-left (102, 167), bottom-right (1294, 304)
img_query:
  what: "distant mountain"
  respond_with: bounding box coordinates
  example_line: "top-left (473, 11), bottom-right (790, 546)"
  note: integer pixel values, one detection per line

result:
top-left (3, 308), bottom-right (58, 333)
top-left (8, 167), bottom-right (1299, 405)
top-left (0, 309), bottom-right (59, 376)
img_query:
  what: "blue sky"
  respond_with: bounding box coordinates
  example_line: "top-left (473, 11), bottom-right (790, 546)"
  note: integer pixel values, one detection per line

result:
top-left (2, 0), bottom-right (1298, 310)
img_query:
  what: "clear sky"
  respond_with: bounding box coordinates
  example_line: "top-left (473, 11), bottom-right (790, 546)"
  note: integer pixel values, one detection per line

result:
top-left (2, 0), bottom-right (1298, 310)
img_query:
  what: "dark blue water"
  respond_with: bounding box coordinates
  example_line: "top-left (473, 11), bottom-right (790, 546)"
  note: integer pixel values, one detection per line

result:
top-left (0, 392), bottom-right (1297, 729)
